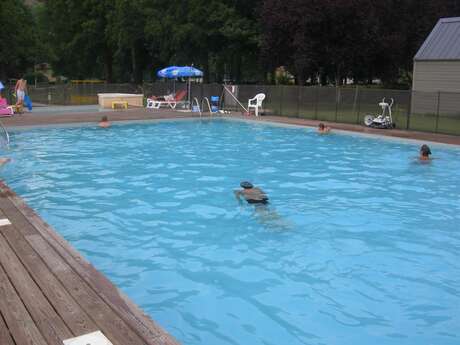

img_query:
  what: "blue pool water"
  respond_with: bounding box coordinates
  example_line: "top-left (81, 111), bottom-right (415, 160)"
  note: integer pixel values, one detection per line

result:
top-left (1, 119), bottom-right (460, 345)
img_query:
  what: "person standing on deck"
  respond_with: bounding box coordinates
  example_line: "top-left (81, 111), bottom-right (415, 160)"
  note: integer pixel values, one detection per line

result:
top-left (14, 77), bottom-right (27, 107)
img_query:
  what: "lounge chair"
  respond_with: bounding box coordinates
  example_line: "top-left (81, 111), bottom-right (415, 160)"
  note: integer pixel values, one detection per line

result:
top-left (147, 90), bottom-right (188, 110)
top-left (248, 93), bottom-right (266, 116)
top-left (0, 98), bottom-right (13, 117)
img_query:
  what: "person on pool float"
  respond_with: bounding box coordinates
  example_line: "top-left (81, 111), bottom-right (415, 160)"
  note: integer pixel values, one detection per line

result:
top-left (419, 144), bottom-right (432, 161)
top-left (99, 116), bottom-right (111, 128)
top-left (234, 181), bottom-right (269, 204)
top-left (318, 123), bottom-right (330, 134)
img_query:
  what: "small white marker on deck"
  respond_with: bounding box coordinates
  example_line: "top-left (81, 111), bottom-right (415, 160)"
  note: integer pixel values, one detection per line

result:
top-left (0, 218), bottom-right (11, 227)
top-left (63, 331), bottom-right (114, 345)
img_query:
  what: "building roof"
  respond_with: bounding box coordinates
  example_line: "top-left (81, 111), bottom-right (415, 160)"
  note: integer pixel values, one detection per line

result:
top-left (414, 17), bottom-right (460, 61)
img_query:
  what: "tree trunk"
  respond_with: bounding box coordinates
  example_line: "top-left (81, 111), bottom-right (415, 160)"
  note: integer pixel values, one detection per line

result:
top-left (131, 46), bottom-right (137, 83)
top-left (234, 54), bottom-right (242, 84)
top-left (296, 74), bottom-right (306, 86)
top-left (0, 64), bottom-right (6, 82)
top-left (104, 47), bottom-right (113, 83)
top-left (202, 54), bottom-right (210, 83)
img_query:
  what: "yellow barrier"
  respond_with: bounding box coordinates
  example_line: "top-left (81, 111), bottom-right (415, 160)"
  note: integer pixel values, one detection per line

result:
top-left (112, 101), bottom-right (128, 109)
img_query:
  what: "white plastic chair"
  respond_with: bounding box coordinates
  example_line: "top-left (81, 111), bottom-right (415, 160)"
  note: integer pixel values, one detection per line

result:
top-left (248, 93), bottom-right (265, 116)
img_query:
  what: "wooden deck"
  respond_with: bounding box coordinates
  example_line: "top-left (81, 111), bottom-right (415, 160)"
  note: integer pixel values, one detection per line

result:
top-left (0, 181), bottom-right (179, 345)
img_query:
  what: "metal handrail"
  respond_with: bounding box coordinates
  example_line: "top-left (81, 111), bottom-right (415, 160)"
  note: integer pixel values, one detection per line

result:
top-left (192, 97), bottom-right (202, 117)
top-left (0, 121), bottom-right (10, 147)
top-left (223, 85), bottom-right (249, 113)
top-left (201, 97), bottom-right (212, 115)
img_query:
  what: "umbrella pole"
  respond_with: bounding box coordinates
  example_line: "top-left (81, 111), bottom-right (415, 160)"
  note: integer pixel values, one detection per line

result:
top-left (188, 78), bottom-right (191, 110)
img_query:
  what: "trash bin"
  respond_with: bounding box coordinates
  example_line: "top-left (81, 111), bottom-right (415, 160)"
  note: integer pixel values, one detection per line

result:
top-left (210, 96), bottom-right (219, 113)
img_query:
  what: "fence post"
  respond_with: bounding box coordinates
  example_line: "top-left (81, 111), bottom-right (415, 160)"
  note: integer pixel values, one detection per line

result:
top-left (406, 90), bottom-right (412, 130)
top-left (435, 91), bottom-right (441, 133)
top-left (334, 87), bottom-right (339, 122)
top-left (279, 86), bottom-right (284, 116)
top-left (355, 86), bottom-right (361, 124)
top-left (296, 86), bottom-right (301, 118)
top-left (314, 87), bottom-right (319, 120)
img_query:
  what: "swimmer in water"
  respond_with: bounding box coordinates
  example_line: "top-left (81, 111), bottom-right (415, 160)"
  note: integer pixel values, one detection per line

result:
top-left (235, 181), bottom-right (291, 230)
top-left (318, 123), bottom-right (330, 134)
top-left (99, 116), bottom-right (111, 128)
top-left (419, 144), bottom-right (432, 161)
top-left (234, 181), bottom-right (269, 204)
top-left (0, 158), bottom-right (10, 167)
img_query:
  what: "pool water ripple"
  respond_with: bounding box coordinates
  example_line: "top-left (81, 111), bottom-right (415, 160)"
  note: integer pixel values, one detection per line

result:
top-left (1, 119), bottom-right (460, 345)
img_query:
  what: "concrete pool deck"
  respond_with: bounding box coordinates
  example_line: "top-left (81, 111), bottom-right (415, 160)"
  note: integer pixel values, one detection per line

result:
top-left (0, 107), bottom-right (459, 344)
top-left (1, 107), bottom-right (459, 146)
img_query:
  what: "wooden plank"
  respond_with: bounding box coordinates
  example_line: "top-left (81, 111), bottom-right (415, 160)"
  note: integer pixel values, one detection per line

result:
top-left (0, 195), bottom-right (35, 236)
top-left (0, 182), bottom-right (179, 345)
top-left (0, 264), bottom-right (49, 345)
top-left (0, 230), bottom-right (73, 344)
top-left (25, 234), bottom-right (149, 345)
top-left (0, 223), bottom-right (98, 336)
top-left (0, 312), bottom-right (15, 345)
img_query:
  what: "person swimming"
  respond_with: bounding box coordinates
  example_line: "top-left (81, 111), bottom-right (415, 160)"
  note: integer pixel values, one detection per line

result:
top-left (235, 181), bottom-right (291, 230)
top-left (99, 115), bottom-right (111, 128)
top-left (0, 158), bottom-right (10, 167)
top-left (318, 123), bottom-right (331, 134)
top-left (234, 181), bottom-right (269, 204)
top-left (419, 144), bottom-right (432, 161)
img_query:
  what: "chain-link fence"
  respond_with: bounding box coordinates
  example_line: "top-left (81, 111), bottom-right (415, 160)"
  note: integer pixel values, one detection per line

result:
top-left (4, 82), bottom-right (459, 135)
top-left (2, 83), bottom-right (141, 106)
top-left (232, 85), bottom-right (460, 136)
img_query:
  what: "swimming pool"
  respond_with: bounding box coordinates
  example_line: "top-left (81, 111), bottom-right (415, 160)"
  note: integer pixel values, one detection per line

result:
top-left (2, 119), bottom-right (460, 345)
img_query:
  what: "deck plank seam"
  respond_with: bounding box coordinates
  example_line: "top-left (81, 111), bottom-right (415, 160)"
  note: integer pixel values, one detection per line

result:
top-left (0, 283), bottom-right (18, 345)
top-left (0, 229), bottom-right (75, 344)
top-left (0, 253), bottom-right (49, 345)
top-left (0, 223), bottom-right (100, 340)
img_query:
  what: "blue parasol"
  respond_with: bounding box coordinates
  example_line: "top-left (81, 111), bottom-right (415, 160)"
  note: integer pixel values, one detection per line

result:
top-left (157, 66), bottom-right (203, 79)
top-left (156, 66), bottom-right (203, 109)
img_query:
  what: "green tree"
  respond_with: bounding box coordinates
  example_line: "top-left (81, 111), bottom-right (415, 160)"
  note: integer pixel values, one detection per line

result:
top-left (0, 0), bottom-right (39, 81)
top-left (44, 0), bottom-right (116, 81)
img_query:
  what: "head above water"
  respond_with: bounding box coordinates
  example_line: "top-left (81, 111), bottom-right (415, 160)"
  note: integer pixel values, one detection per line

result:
top-left (318, 123), bottom-right (325, 130)
top-left (420, 144), bottom-right (431, 156)
top-left (101, 116), bottom-right (108, 122)
top-left (240, 181), bottom-right (254, 189)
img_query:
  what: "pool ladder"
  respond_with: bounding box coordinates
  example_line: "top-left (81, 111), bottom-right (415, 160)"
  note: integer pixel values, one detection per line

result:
top-left (192, 97), bottom-right (213, 117)
top-left (0, 120), bottom-right (9, 148)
